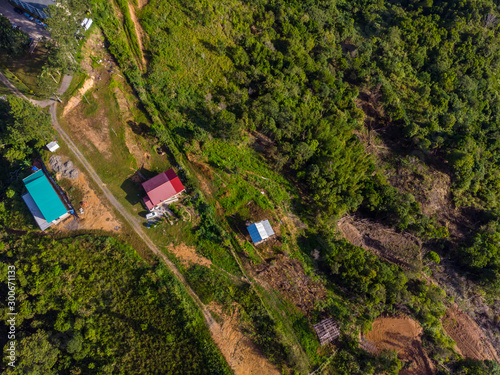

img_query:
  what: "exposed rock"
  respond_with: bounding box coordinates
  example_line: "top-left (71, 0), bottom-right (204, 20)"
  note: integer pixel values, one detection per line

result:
top-left (49, 155), bottom-right (80, 179)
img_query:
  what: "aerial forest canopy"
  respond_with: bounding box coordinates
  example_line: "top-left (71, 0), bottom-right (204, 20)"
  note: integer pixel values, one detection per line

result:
top-left (91, 0), bottom-right (500, 283)
top-left (135, 0), bottom-right (500, 215)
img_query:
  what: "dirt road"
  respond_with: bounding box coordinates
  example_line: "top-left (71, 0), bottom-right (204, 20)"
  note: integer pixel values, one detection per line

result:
top-left (2, 71), bottom-right (217, 328)
top-left (48, 104), bottom-right (217, 328)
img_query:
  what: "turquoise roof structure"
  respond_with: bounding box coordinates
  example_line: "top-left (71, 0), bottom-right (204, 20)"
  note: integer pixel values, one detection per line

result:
top-left (23, 170), bottom-right (67, 223)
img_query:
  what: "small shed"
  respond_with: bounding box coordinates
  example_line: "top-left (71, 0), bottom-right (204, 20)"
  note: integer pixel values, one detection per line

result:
top-left (247, 219), bottom-right (275, 244)
top-left (46, 141), bottom-right (60, 152)
top-left (313, 318), bottom-right (340, 345)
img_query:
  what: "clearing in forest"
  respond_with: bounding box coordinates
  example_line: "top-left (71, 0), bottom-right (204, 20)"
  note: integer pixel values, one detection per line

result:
top-left (362, 316), bottom-right (436, 375)
top-left (442, 305), bottom-right (500, 362)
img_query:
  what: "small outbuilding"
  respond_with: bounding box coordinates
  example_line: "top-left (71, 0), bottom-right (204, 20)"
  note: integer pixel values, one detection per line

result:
top-left (247, 219), bottom-right (275, 244)
top-left (22, 170), bottom-right (69, 230)
top-left (313, 318), bottom-right (340, 345)
top-left (46, 141), bottom-right (60, 152)
top-left (142, 169), bottom-right (185, 211)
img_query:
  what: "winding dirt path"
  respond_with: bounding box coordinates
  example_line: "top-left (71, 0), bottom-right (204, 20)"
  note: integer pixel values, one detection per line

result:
top-left (48, 103), bottom-right (216, 328)
top-left (2, 72), bottom-right (278, 374)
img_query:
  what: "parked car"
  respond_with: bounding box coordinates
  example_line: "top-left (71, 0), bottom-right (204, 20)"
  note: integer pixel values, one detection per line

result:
top-left (13, 7), bottom-right (23, 15)
top-left (35, 19), bottom-right (42, 25)
top-left (23, 12), bottom-right (33, 21)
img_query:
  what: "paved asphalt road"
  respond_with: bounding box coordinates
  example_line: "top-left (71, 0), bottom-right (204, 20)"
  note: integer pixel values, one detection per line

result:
top-left (0, 0), bottom-right (50, 39)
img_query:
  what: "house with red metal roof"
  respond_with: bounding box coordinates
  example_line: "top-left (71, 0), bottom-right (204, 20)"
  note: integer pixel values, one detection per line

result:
top-left (142, 169), bottom-right (185, 210)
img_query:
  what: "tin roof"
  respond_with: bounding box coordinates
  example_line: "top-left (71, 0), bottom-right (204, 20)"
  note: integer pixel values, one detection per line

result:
top-left (23, 170), bottom-right (67, 223)
top-left (247, 219), bottom-right (275, 243)
top-left (142, 169), bottom-right (185, 208)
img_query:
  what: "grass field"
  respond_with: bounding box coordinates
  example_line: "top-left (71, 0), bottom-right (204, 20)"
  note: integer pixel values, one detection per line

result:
top-left (0, 80), bottom-right (12, 96)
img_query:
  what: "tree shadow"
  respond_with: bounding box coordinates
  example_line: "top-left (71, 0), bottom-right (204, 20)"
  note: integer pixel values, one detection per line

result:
top-left (127, 120), bottom-right (150, 136)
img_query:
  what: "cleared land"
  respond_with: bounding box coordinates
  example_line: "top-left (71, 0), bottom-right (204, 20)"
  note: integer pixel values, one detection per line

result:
top-left (363, 316), bottom-right (436, 375)
top-left (442, 305), bottom-right (500, 362)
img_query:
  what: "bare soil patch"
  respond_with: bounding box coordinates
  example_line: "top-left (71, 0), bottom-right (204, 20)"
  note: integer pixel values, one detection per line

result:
top-left (63, 98), bottom-right (112, 158)
top-left (337, 215), bottom-right (422, 270)
top-left (208, 302), bottom-right (280, 375)
top-left (254, 254), bottom-right (326, 315)
top-left (362, 316), bottom-right (435, 375)
top-left (442, 305), bottom-right (500, 362)
top-left (54, 173), bottom-right (121, 232)
top-left (138, 0), bottom-right (149, 9)
top-left (128, 3), bottom-right (148, 69)
top-left (166, 242), bottom-right (212, 268)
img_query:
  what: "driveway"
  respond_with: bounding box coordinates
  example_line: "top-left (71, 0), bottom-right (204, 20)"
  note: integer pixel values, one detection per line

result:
top-left (0, 0), bottom-right (50, 39)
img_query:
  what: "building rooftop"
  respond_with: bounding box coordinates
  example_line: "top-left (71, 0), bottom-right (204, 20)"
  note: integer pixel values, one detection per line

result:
top-left (142, 169), bottom-right (185, 210)
top-left (23, 170), bottom-right (67, 223)
top-left (247, 220), bottom-right (275, 244)
top-left (313, 318), bottom-right (340, 345)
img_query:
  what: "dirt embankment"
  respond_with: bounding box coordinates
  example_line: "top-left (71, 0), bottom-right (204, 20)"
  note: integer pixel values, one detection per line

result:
top-left (362, 316), bottom-right (435, 375)
top-left (128, 3), bottom-right (148, 69)
top-left (165, 242), bottom-right (212, 268)
top-left (337, 215), bottom-right (422, 270)
top-left (208, 303), bottom-right (280, 375)
top-left (442, 305), bottom-right (500, 362)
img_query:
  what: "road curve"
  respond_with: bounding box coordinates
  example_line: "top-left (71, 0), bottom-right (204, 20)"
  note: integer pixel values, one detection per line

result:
top-left (48, 104), bottom-right (216, 327)
top-left (1, 73), bottom-right (216, 329)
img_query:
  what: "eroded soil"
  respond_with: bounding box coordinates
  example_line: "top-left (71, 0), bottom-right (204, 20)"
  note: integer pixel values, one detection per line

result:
top-left (208, 302), bottom-right (281, 375)
top-left (362, 316), bottom-right (436, 375)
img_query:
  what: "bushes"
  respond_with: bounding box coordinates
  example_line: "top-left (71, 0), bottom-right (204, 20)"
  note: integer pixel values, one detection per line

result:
top-left (0, 233), bottom-right (231, 374)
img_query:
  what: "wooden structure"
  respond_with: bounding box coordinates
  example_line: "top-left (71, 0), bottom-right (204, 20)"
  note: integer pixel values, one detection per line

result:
top-left (313, 318), bottom-right (340, 345)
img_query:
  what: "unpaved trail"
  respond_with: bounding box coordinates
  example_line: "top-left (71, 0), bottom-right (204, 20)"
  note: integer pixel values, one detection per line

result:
top-left (128, 3), bottom-right (148, 69)
top-left (48, 103), bottom-right (217, 329)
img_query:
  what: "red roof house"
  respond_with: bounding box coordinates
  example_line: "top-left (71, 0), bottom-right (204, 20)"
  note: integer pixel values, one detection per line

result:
top-left (142, 169), bottom-right (185, 210)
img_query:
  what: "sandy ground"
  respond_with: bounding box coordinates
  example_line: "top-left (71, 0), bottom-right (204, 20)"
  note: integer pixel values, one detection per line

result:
top-left (208, 302), bottom-right (281, 375)
top-left (363, 316), bottom-right (435, 375)
top-left (54, 173), bottom-right (121, 232)
top-left (442, 305), bottom-right (500, 362)
top-left (166, 242), bottom-right (212, 268)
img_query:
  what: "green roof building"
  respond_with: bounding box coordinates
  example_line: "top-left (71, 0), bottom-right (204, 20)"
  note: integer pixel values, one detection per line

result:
top-left (22, 170), bottom-right (69, 230)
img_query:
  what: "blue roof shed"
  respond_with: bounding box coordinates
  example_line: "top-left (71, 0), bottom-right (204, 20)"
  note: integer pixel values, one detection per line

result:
top-left (247, 220), bottom-right (275, 243)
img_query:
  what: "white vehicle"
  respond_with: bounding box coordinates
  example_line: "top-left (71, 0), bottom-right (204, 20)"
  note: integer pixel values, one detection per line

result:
top-left (145, 212), bottom-right (161, 220)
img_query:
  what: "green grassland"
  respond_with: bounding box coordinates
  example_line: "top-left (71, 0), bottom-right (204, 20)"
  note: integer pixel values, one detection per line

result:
top-left (0, 46), bottom-right (55, 98)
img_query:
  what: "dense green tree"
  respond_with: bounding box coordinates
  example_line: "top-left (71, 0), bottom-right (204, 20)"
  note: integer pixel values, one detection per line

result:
top-left (0, 15), bottom-right (29, 57)
top-left (0, 96), bottom-right (53, 162)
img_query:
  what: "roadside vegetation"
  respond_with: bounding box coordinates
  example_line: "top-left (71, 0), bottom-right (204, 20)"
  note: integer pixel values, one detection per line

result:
top-left (2, 0), bottom-right (500, 373)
